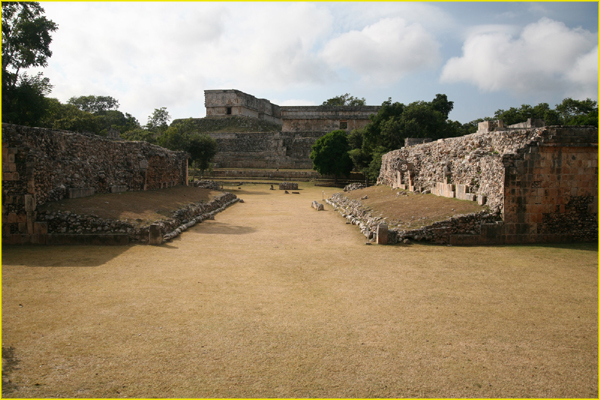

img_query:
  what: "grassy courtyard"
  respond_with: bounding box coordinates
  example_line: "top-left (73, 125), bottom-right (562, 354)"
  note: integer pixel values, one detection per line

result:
top-left (2, 183), bottom-right (597, 398)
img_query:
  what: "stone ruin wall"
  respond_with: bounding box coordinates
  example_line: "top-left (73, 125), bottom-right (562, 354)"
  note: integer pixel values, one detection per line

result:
top-left (209, 131), bottom-right (319, 169)
top-left (280, 106), bottom-right (380, 132)
top-left (201, 91), bottom-right (380, 169)
top-left (2, 123), bottom-right (189, 244)
top-left (205, 89), bottom-right (282, 126)
top-left (378, 128), bottom-right (546, 213)
top-left (378, 125), bottom-right (598, 244)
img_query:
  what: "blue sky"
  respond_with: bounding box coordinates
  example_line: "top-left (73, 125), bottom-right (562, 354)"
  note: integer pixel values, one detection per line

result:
top-left (35, 2), bottom-right (598, 125)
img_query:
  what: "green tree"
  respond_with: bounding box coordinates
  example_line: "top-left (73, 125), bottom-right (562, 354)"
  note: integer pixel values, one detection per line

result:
top-left (146, 107), bottom-right (171, 133)
top-left (492, 98), bottom-right (597, 126)
top-left (322, 93), bottom-right (366, 106)
top-left (310, 130), bottom-right (353, 184)
top-left (41, 98), bottom-right (98, 133)
top-left (120, 127), bottom-right (157, 144)
top-left (3, 72), bottom-right (52, 125)
top-left (430, 93), bottom-right (454, 119)
top-left (67, 95), bottom-right (120, 113)
top-left (187, 133), bottom-right (218, 180)
top-left (556, 98), bottom-right (598, 126)
top-left (2, 2), bottom-right (58, 125)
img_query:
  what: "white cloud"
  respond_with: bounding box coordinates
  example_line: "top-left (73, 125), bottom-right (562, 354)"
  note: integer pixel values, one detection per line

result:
top-left (565, 46), bottom-right (599, 99)
top-left (321, 17), bottom-right (441, 84)
top-left (440, 18), bottom-right (598, 99)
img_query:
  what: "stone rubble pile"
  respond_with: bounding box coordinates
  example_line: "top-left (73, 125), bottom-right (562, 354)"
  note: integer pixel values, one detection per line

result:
top-left (311, 201), bottom-right (324, 211)
top-left (279, 182), bottom-right (298, 190)
top-left (343, 182), bottom-right (366, 192)
top-left (193, 180), bottom-right (221, 190)
top-left (37, 192), bottom-right (238, 244)
top-left (162, 193), bottom-right (239, 242)
top-left (327, 191), bottom-right (500, 244)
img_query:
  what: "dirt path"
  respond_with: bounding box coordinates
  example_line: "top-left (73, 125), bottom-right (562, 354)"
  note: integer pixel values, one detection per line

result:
top-left (2, 183), bottom-right (598, 398)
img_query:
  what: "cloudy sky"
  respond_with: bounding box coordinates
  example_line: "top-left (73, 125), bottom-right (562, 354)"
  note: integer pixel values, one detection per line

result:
top-left (35, 2), bottom-right (598, 125)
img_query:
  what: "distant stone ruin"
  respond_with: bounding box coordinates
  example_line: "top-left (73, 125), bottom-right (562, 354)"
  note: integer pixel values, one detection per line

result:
top-left (176, 89), bottom-right (381, 169)
top-left (377, 123), bottom-right (598, 244)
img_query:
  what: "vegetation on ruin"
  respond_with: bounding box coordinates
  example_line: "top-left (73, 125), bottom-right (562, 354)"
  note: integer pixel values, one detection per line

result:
top-left (346, 94), bottom-right (462, 182)
top-left (492, 98), bottom-right (598, 127)
top-left (322, 93), bottom-right (366, 106)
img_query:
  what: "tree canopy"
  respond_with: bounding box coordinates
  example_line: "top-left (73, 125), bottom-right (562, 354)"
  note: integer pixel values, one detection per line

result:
top-left (346, 94), bottom-right (459, 182)
top-left (322, 93), bottom-right (366, 107)
top-left (493, 98), bottom-right (597, 127)
top-left (2, 2), bottom-right (57, 125)
top-left (67, 95), bottom-right (120, 113)
top-left (310, 130), bottom-right (353, 182)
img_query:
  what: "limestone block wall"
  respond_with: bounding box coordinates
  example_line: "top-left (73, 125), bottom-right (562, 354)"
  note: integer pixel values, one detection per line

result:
top-left (2, 123), bottom-right (188, 244)
top-left (499, 128), bottom-right (598, 243)
top-left (205, 89), bottom-right (282, 125)
top-left (208, 131), bottom-right (319, 169)
top-left (378, 128), bottom-right (552, 213)
top-left (378, 126), bottom-right (598, 244)
top-left (281, 106), bottom-right (380, 132)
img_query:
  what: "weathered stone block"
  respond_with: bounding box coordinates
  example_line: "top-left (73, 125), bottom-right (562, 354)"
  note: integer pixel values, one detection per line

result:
top-left (376, 223), bottom-right (388, 245)
top-left (7, 213), bottom-right (17, 223)
top-left (24, 194), bottom-right (35, 211)
top-left (149, 223), bottom-right (163, 245)
top-left (33, 221), bottom-right (48, 235)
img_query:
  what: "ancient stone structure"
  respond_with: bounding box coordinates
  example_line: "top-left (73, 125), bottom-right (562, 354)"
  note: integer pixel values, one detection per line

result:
top-left (279, 182), bottom-right (298, 190)
top-left (205, 89), bottom-right (282, 126)
top-left (281, 105), bottom-right (380, 133)
top-left (377, 124), bottom-right (598, 244)
top-left (188, 89), bottom-right (381, 169)
top-left (2, 123), bottom-right (189, 245)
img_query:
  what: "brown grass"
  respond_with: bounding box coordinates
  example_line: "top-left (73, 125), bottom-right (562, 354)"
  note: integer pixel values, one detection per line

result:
top-left (2, 183), bottom-right (597, 398)
top-left (38, 186), bottom-right (220, 226)
top-left (344, 185), bottom-right (487, 229)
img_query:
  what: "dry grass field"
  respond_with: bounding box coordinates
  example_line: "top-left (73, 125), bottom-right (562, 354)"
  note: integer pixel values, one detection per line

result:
top-left (2, 182), bottom-right (598, 398)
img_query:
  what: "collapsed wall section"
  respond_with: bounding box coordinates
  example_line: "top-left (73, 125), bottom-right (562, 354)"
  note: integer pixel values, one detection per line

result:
top-left (2, 123), bottom-right (189, 244)
top-left (378, 128), bottom-right (550, 213)
top-left (378, 126), bottom-right (598, 244)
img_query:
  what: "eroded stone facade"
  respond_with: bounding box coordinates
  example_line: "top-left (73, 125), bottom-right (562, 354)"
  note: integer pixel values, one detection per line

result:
top-left (2, 123), bottom-right (189, 245)
top-left (377, 125), bottom-right (598, 244)
top-left (205, 89), bottom-right (282, 126)
top-left (202, 90), bottom-right (380, 169)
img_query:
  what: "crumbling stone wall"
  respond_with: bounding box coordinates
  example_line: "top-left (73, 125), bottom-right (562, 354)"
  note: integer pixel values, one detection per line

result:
top-left (2, 123), bottom-right (188, 244)
top-left (378, 125), bottom-right (597, 244)
top-left (205, 89), bottom-right (282, 125)
top-left (209, 131), bottom-right (320, 169)
top-left (200, 90), bottom-right (380, 169)
top-left (326, 192), bottom-right (500, 244)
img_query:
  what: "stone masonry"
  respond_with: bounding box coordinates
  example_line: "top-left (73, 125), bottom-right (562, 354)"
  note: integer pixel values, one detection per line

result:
top-left (2, 123), bottom-right (189, 245)
top-left (377, 124), bottom-right (597, 244)
top-left (200, 89), bottom-right (380, 169)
